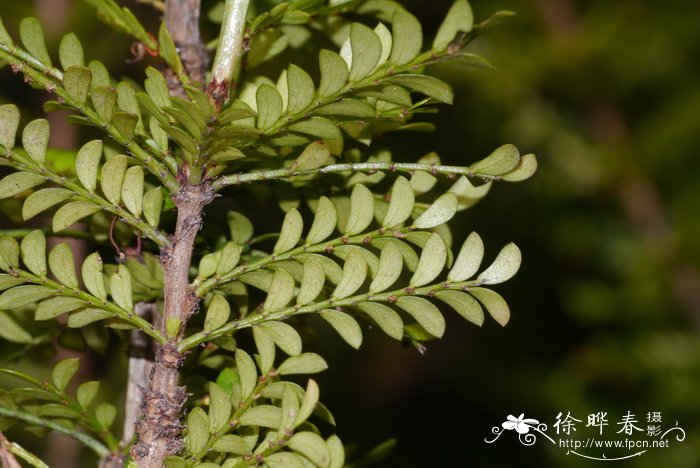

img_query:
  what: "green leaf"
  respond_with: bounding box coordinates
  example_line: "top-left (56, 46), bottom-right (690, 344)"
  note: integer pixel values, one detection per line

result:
top-left (186, 407), bottom-right (209, 454)
top-left (0, 172), bottom-right (45, 199)
top-left (0, 274), bottom-right (24, 291)
top-left (81, 253), bottom-right (107, 300)
top-left (112, 111), bottom-right (139, 140)
top-left (164, 457), bottom-right (187, 468)
top-left (292, 141), bottom-right (330, 172)
top-left (347, 23), bottom-right (383, 80)
top-left (48, 243), bottom-right (79, 288)
top-left (289, 432), bottom-right (331, 468)
top-left (265, 452), bottom-right (306, 468)
top-left (374, 22), bottom-right (392, 65)
top-left (63, 66), bottom-right (92, 105)
top-left (410, 233), bottom-right (446, 287)
top-left (0, 17), bottom-right (14, 47)
top-left (59, 33), bottom-right (84, 69)
top-left (110, 264), bottom-right (133, 311)
top-left (278, 384), bottom-right (299, 432)
top-left (469, 144), bottom-right (520, 176)
top-left (158, 22), bottom-right (183, 74)
top-left (198, 252), bottom-right (220, 279)
top-left (435, 290), bottom-right (484, 326)
top-left (476, 243), bottom-right (521, 285)
top-left (0, 104), bottom-right (20, 150)
top-left (390, 10), bottom-right (422, 65)
top-left (327, 434), bottom-right (345, 468)
top-left (19, 18), bottom-right (51, 66)
top-left (264, 269), bottom-right (296, 312)
top-left (469, 287), bottom-right (510, 326)
top-left (239, 405), bottom-right (281, 428)
top-left (76, 381), bottom-right (99, 409)
top-left (502, 153), bottom-right (538, 182)
top-left (67, 308), bottom-right (112, 328)
top-left (209, 382), bottom-right (232, 433)
top-left (320, 309), bottom-right (362, 349)
top-left (100, 154), bottom-right (127, 204)
top-left (91, 85), bottom-right (118, 122)
top-left (297, 256), bottom-right (325, 306)
top-left (274, 208), bottom-right (303, 253)
top-left (253, 326), bottom-right (276, 373)
top-left (306, 196), bottom-right (337, 244)
top-left (344, 184), bottom-right (374, 235)
top-left (448, 231), bottom-right (484, 282)
top-left (0, 285), bottom-right (53, 309)
top-left (258, 321), bottom-right (302, 356)
top-left (22, 118), bottom-right (50, 164)
top-left (235, 349), bottom-right (258, 398)
top-left (295, 379), bottom-right (320, 427)
top-left (143, 187), bottom-right (163, 226)
top-left (287, 64), bottom-right (315, 114)
top-left (256, 84), bottom-right (284, 130)
top-left (211, 434), bottom-right (251, 455)
top-left (35, 296), bottom-right (84, 320)
top-left (144, 66), bottom-right (171, 108)
top-left (413, 192), bottom-right (458, 229)
top-left (384, 75), bottom-right (453, 104)
top-left (20, 230), bottom-right (47, 277)
top-left (382, 176), bottom-right (414, 228)
top-left (0, 237), bottom-right (20, 269)
top-left (396, 296), bottom-right (445, 338)
top-left (228, 211), bottom-right (254, 244)
top-left (121, 166), bottom-right (144, 216)
top-left (318, 49), bottom-right (349, 97)
top-left (22, 188), bottom-right (73, 221)
top-left (278, 353), bottom-right (328, 375)
top-left (433, 0), bottom-right (474, 50)
top-left (369, 241), bottom-right (402, 293)
top-left (216, 242), bottom-right (241, 276)
top-left (51, 358), bottom-right (79, 392)
top-left (316, 99), bottom-right (376, 118)
top-left (204, 295), bottom-right (230, 332)
top-left (448, 175), bottom-right (491, 210)
top-left (0, 311), bottom-right (33, 343)
top-left (75, 140), bottom-right (102, 192)
top-left (333, 249), bottom-right (367, 299)
top-left (358, 302), bottom-right (403, 340)
top-left (52, 201), bottom-right (99, 231)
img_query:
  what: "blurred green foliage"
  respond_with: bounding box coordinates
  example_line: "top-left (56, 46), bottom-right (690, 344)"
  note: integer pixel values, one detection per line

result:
top-left (1, 0), bottom-right (699, 466)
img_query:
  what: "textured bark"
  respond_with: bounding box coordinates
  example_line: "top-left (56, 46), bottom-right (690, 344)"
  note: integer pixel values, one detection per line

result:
top-left (165, 0), bottom-right (209, 86)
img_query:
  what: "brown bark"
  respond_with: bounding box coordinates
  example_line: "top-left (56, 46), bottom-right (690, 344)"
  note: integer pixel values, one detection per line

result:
top-left (164, 0), bottom-right (209, 86)
top-left (0, 432), bottom-right (21, 468)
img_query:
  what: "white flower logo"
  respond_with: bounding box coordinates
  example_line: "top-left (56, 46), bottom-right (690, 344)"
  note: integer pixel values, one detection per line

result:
top-left (502, 414), bottom-right (540, 434)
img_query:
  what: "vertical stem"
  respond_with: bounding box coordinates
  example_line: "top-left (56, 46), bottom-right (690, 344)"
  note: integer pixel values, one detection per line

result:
top-left (207, 0), bottom-right (251, 111)
top-left (164, 0), bottom-right (209, 88)
top-left (130, 184), bottom-right (214, 467)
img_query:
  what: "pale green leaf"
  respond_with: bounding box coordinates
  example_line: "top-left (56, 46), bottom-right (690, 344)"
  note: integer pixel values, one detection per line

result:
top-left (289, 432), bottom-right (331, 468)
top-left (344, 184), bottom-right (374, 235)
top-left (0, 237), bottom-right (20, 269)
top-left (382, 176), bottom-right (414, 227)
top-left (448, 231), bottom-right (484, 282)
top-left (76, 381), bottom-right (99, 409)
top-left (327, 434), bottom-right (345, 468)
top-left (110, 264), bottom-right (133, 311)
top-left (297, 256), bottom-right (326, 306)
top-left (35, 296), bottom-right (84, 320)
top-left (216, 242), bottom-right (242, 276)
top-left (476, 243), bottom-right (521, 285)
top-left (67, 308), bottom-right (112, 327)
top-left (278, 384), bottom-right (299, 432)
top-left (51, 358), bottom-right (79, 392)
top-left (211, 434), bottom-right (251, 455)
top-left (239, 405), bottom-right (281, 428)
top-left (204, 295), bottom-right (230, 332)
top-left (287, 64), bottom-right (315, 114)
top-left (0, 311), bottom-right (32, 343)
top-left (236, 349), bottom-right (258, 398)
top-left (253, 326), bottom-right (276, 373)
top-left (0, 172), bottom-right (45, 199)
top-left (396, 296), bottom-right (445, 338)
top-left (469, 144), bottom-right (520, 176)
top-left (278, 353), bottom-right (328, 375)
top-left (333, 250), bottom-right (367, 299)
top-left (19, 18), bottom-right (51, 66)
top-left (209, 382), bottom-right (232, 433)
top-left (263, 268), bottom-right (295, 312)
top-left (22, 188), bottom-right (72, 221)
top-left (410, 233), bottom-right (446, 287)
top-left (0, 17), bottom-right (14, 47)
top-left (374, 23), bottom-right (392, 66)
top-left (390, 10), bottom-right (422, 65)
top-left (433, 0), bottom-right (474, 50)
top-left (295, 379), bottom-right (320, 427)
top-left (143, 187), bottom-right (163, 226)
top-left (0, 285), bottom-right (53, 309)
top-left (274, 208), bottom-right (303, 253)
top-left (0, 104), bottom-right (20, 149)
top-left (100, 154), bottom-right (127, 204)
top-left (0, 274), bottom-right (24, 291)
top-left (469, 287), bottom-right (510, 326)
top-left (228, 211), bottom-right (254, 244)
top-left (59, 33), bottom-right (84, 69)
top-left (318, 50), bottom-right (349, 97)
top-left (48, 243), bottom-right (79, 288)
top-left (502, 153), bottom-right (538, 182)
top-left (320, 309), bottom-right (362, 349)
top-left (448, 175), bottom-right (491, 210)
top-left (258, 321), bottom-right (302, 356)
top-left (198, 252), bottom-right (220, 279)
top-left (122, 166), bottom-right (144, 215)
top-left (435, 290), bottom-right (484, 326)
top-left (369, 241), bottom-right (402, 293)
top-left (22, 118), bottom-right (50, 164)
top-left (158, 22), bottom-right (182, 74)
top-left (292, 141), bottom-right (330, 172)
top-left (265, 452), bottom-right (306, 468)
top-left (385, 75), bottom-right (453, 104)
top-left (348, 23), bottom-right (382, 80)
top-left (358, 302), bottom-right (403, 340)
top-left (91, 85), bottom-right (117, 122)
top-left (81, 253), bottom-right (107, 300)
top-left (413, 192), bottom-right (458, 229)
top-left (63, 66), bottom-right (92, 105)
top-left (186, 407), bottom-right (209, 454)
top-left (144, 66), bottom-right (171, 108)
top-left (75, 140), bottom-right (102, 192)
top-left (20, 230), bottom-right (46, 277)
top-left (256, 84), bottom-right (284, 130)
top-left (306, 196), bottom-right (337, 244)
top-left (316, 99), bottom-right (376, 118)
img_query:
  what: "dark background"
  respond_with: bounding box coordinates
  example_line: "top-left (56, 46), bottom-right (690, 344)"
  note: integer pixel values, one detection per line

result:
top-left (1, 0), bottom-right (699, 466)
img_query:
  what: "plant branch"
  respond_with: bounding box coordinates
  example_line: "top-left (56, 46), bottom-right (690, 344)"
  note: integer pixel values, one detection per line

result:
top-left (4, 438), bottom-right (49, 468)
top-left (0, 431), bottom-right (21, 468)
top-left (208, 0), bottom-right (251, 111)
top-left (164, 0), bottom-right (209, 86)
top-left (0, 406), bottom-right (110, 458)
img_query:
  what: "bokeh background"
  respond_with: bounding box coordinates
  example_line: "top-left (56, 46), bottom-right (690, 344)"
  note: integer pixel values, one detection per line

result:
top-left (1, 0), bottom-right (700, 466)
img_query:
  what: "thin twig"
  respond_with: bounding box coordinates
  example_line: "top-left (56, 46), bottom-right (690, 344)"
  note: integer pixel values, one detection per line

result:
top-left (0, 432), bottom-right (21, 468)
